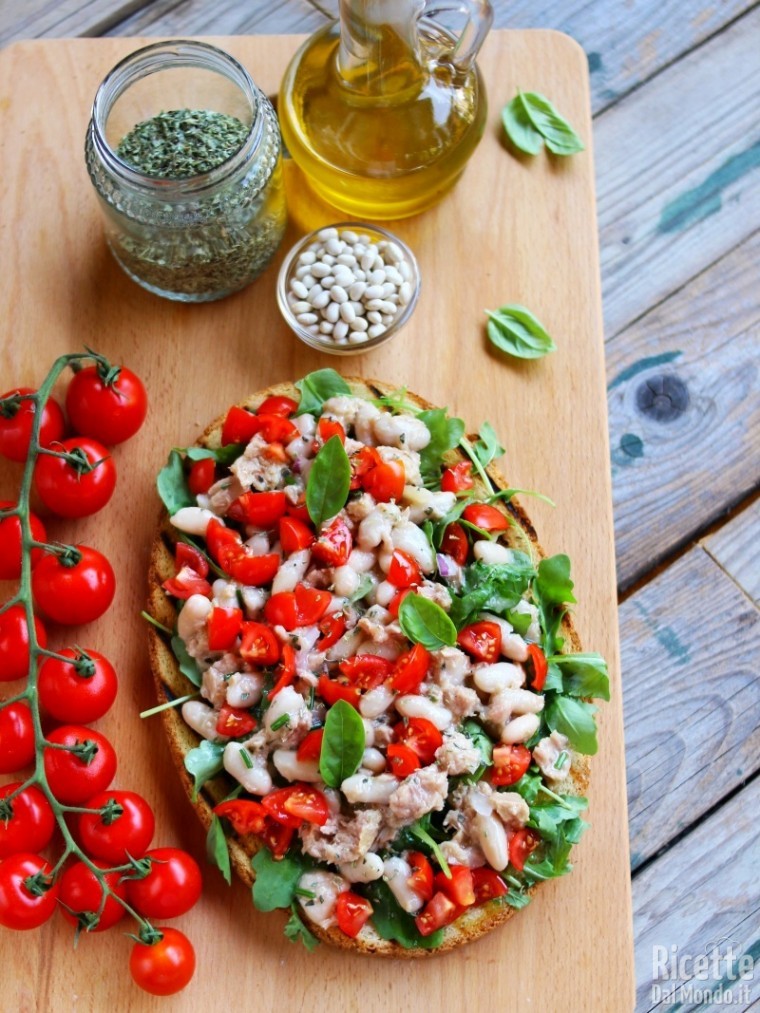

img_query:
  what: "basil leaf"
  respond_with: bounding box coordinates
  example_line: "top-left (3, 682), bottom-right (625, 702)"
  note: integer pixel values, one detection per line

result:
top-left (470, 422), bottom-right (505, 469)
top-left (363, 879), bottom-right (444, 950)
top-left (206, 814), bottom-right (232, 884)
top-left (184, 443), bottom-right (245, 467)
top-left (295, 369), bottom-right (351, 416)
top-left (319, 698), bottom-right (366, 788)
top-left (501, 94), bottom-right (543, 155)
top-left (549, 653), bottom-right (610, 701)
top-left (171, 635), bottom-right (202, 687)
top-left (284, 905), bottom-right (320, 951)
top-left (486, 305), bottom-right (557, 360)
top-left (519, 91), bottom-right (584, 156)
top-left (545, 696), bottom-right (599, 755)
top-left (157, 449), bottom-right (194, 514)
top-left (251, 847), bottom-right (309, 911)
top-left (398, 593), bottom-right (457, 650)
top-left (417, 408), bottom-right (465, 488)
top-left (306, 435), bottom-right (351, 528)
top-left (184, 740), bottom-right (225, 801)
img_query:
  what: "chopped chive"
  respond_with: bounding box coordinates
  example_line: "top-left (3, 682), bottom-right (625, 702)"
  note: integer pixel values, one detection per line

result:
top-left (140, 692), bottom-right (198, 718)
top-left (554, 750), bottom-right (568, 770)
top-left (294, 887), bottom-right (316, 899)
top-left (270, 714), bottom-right (290, 732)
top-left (239, 748), bottom-right (254, 769)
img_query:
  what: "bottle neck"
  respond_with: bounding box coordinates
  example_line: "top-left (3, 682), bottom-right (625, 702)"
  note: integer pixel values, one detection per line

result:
top-left (336, 0), bottom-right (425, 96)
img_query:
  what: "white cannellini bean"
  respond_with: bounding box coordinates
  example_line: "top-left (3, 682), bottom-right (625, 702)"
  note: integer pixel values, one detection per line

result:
top-left (473, 661), bottom-right (524, 694)
top-left (272, 749), bottom-right (322, 783)
top-left (362, 719), bottom-right (375, 747)
top-left (473, 812), bottom-right (509, 871)
top-left (181, 700), bottom-right (222, 741)
top-left (501, 712), bottom-right (541, 744)
top-left (361, 747), bottom-right (386, 773)
top-left (222, 742), bottom-right (272, 795)
top-left (374, 579), bottom-right (397, 607)
top-left (297, 871), bottom-right (348, 929)
top-left (226, 671), bottom-right (264, 709)
top-left (497, 688), bottom-right (545, 715)
top-left (359, 684), bottom-right (395, 719)
top-left (339, 853), bottom-right (384, 883)
top-left (271, 549), bottom-right (311, 594)
top-left (391, 521), bottom-right (435, 573)
top-left (170, 506), bottom-right (217, 536)
top-left (383, 857), bottom-right (424, 913)
top-left (395, 695), bottom-right (453, 731)
top-left (347, 548), bottom-right (377, 572)
top-left (264, 686), bottom-right (308, 736)
top-left (473, 540), bottom-right (514, 565)
top-left (332, 564), bottom-right (360, 597)
top-left (500, 633), bottom-right (529, 663)
top-left (176, 594), bottom-right (213, 642)
top-left (340, 772), bottom-right (398, 804)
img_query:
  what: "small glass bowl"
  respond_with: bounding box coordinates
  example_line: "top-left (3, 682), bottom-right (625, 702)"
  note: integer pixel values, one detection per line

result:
top-left (276, 222), bottom-right (421, 355)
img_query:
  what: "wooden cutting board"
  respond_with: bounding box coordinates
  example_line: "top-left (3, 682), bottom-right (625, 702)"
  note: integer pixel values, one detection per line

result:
top-left (0, 31), bottom-right (633, 1012)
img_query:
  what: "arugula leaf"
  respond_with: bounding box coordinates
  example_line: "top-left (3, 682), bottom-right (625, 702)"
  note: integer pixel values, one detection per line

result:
top-left (398, 593), bottom-right (457, 650)
top-left (284, 905), bottom-right (320, 951)
top-left (371, 387), bottom-right (417, 413)
top-left (206, 814), bottom-right (231, 884)
top-left (157, 449), bottom-right (194, 514)
top-left (511, 770), bottom-right (543, 805)
top-left (171, 635), bottom-right (202, 687)
top-left (486, 305), bottom-right (556, 360)
top-left (417, 408), bottom-right (465, 488)
top-left (294, 369), bottom-right (351, 416)
top-left (502, 91), bottom-right (584, 156)
top-left (251, 847), bottom-right (310, 911)
top-left (521, 825), bottom-right (576, 885)
top-left (543, 662), bottom-right (564, 692)
top-left (504, 888), bottom-right (532, 910)
top-left (528, 796), bottom-right (588, 844)
top-left (470, 422), bottom-right (505, 469)
top-left (533, 554), bottom-right (576, 655)
top-left (549, 653), bottom-right (610, 701)
top-left (545, 696), bottom-right (599, 755)
top-left (306, 435), bottom-right (351, 528)
top-left (319, 699), bottom-right (365, 788)
top-left (363, 880), bottom-right (444, 950)
top-left (506, 608), bottom-right (533, 637)
top-left (448, 557), bottom-right (535, 628)
top-left (184, 740), bottom-right (225, 800)
top-left (459, 719), bottom-right (493, 782)
top-left (184, 443), bottom-right (245, 467)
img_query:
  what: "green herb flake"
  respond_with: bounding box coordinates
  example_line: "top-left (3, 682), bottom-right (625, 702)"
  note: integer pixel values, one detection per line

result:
top-left (486, 305), bottom-right (557, 360)
top-left (117, 109), bottom-right (249, 179)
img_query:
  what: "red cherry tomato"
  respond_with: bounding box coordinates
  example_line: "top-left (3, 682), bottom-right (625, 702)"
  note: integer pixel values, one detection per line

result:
top-left (78, 790), bottom-right (155, 864)
top-left (434, 864), bottom-right (475, 907)
top-left (0, 853), bottom-right (58, 930)
top-left (349, 446), bottom-right (381, 490)
top-left (227, 490), bottom-right (287, 528)
top-left (296, 728), bottom-right (324, 762)
top-left (414, 890), bottom-right (461, 937)
top-left (462, 504), bottom-right (509, 532)
top-left (34, 437), bottom-right (116, 518)
top-left (526, 643), bottom-right (548, 692)
top-left (0, 702), bottom-right (35, 772)
top-left (317, 417), bottom-right (345, 444)
top-left (441, 461), bottom-right (473, 493)
top-left (388, 587), bottom-right (412, 618)
top-left (490, 744), bottom-right (532, 787)
top-left (339, 654), bottom-right (393, 691)
top-left (227, 551), bottom-right (280, 587)
top-left (386, 742), bottom-right (420, 778)
top-left (0, 604), bottom-right (47, 682)
top-left (294, 584), bottom-right (331, 625)
top-left (213, 799), bottom-right (268, 836)
top-left (66, 364), bottom-right (147, 445)
top-left (318, 611), bottom-right (346, 650)
top-left (312, 517), bottom-right (352, 567)
top-left (264, 591), bottom-right (298, 630)
top-left (279, 516), bottom-right (315, 554)
top-left (394, 717), bottom-right (443, 765)
top-left (0, 502), bottom-right (46, 579)
top-left (317, 675), bottom-right (360, 708)
top-left (239, 622), bottom-right (281, 665)
top-left (259, 819), bottom-right (294, 859)
top-left (175, 542), bottom-right (209, 578)
top-left (58, 859), bottom-right (128, 932)
top-left (440, 522), bottom-right (468, 565)
top-left (262, 784), bottom-right (330, 828)
top-left (335, 891), bottom-right (373, 938)
top-left (0, 784), bottom-right (55, 859)
top-left (125, 848), bottom-right (202, 920)
top-left (407, 851), bottom-right (434, 901)
top-left (257, 395), bottom-right (298, 417)
top-left (32, 545), bottom-right (115, 625)
top-left (363, 460), bottom-right (405, 503)
top-left (269, 643), bottom-right (296, 699)
top-left (221, 407), bottom-right (297, 446)
top-left (471, 867), bottom-right (508, 904)
top-left (389, 644), bottom-right (430, 694)
top-left (0, 388), bottom-right (65, 462)
top-left (37, 648), bottom-right (118, 724)
top-left (509, 828), bottom-right (541, 871)
top-left (206, 606), bottom-right (243, 651)
top-left (43, 725), bottom-right (117, 805)
top-left (188, 458), bottom-right (215, 496)
top-left (457, 620), bottom-right (502, 663)
top-left (129, 927), bottom-right (196, 996)
top-left (216, 705), bottom-right (256, 738)
top-left (162, 567), bottom-right (212, 600)
top-left (387, 549), bottom-right (423, 589)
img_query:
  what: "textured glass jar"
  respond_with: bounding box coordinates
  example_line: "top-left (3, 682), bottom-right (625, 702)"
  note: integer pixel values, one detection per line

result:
top-left (85, 40), bottom-right (286, 302)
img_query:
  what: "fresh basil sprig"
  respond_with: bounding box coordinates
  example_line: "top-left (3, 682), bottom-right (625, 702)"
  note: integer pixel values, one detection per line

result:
top-left (306, 435), bottom-right (351, 528)
top-left (502, 91), bottom-right (584, 156)
top-left (319, 698), bottom-right (366, 788)
top-left (398, 593), bottom-right (457, 650)
top-left (157, 449), bottom-right (194, 514)
top-left (486, 305), bottom-right (556, 360)
top-left (295, 368), bottom-right (350, 416)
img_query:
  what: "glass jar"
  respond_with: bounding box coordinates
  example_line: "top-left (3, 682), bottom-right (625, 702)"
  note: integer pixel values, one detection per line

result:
top-left (85, 40), bottom-right (286, 302)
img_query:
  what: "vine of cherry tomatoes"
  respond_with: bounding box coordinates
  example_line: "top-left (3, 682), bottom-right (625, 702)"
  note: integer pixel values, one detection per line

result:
top-left (0, 351), bottom-right (198, 996)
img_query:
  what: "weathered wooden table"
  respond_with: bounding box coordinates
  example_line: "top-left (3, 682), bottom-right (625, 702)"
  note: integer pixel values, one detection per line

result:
top-left (1, 2), bottom-right (758, 1011)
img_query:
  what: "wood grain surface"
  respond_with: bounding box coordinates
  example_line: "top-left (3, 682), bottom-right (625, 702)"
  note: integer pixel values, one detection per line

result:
top-left (0, 30), bottom-right (631, 1012)
top-left (703, 500), bottom-right (760, 605)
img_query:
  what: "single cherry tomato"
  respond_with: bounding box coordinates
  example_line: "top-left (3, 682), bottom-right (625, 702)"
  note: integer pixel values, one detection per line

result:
top-left (78, 790), bottom-right (155, 863)
top-left (317, 675), bottom-right (360, 708)
top-left (526, 643), bottom-right (548, 692)
top-left (294, 584), bottom-right (331, 625)
top-left (43, 725), bottom-right (117, 805)
top-left (130, 927), bottom-right (196, 996)
top-left (0, 502), bottom-right (46, 579)
top-left (414, 890), bottom-right (460, 937)
top-left (363, 460), bottom-right (405, 503)
top-left (188, 458), bottom-right (215, 496)
top-left (387, 549), bottom-right (423, 589)
top-left (318, 611), bottom-right (346, 651)
top-left (213, 800), bottom-right (268, 836)
top-left (34, 437), bottom-right (116, 518)
top-left (239, 622), bottom-right (281, 665)
top-left (269, 643), bottom-right (297, 699)
top-left (471, 867), bottom-right (508, 904)
top-left (312, 517), bottom-right (352, 567)
top-left (207, 606), bottom-right (243, 651)
top-left (490, 744), bottom-right (532, 787)
top-left (394, 717), bottom-right (443, 766)
top-left (457, 620), bottom-right (502, 663)
top-left (32, 545), bottom-right (115, 625)
top-left (58, 859), bottom-right (127, 932)
top-left (175, 542), bottom-right (208, 578)
top-left (125, 848), bottom-right (202, 920)
top-left (339, 653), bottom-right (393, 691)
top-left (407, 851), bottom-right (434, 902)
top-left (260, 819), bottom-right (294, 859)
top-left (440, 522), bottom-right (468, 565)
top-left (441, 461), bottom-right (473, 493)
top-left (262, 784), bottom-right (329, 828)
top-left (279, 516), bottom-right (315, 554)
top-left (335, 891), bottom-right (373, 938)
top-left (66, 363), bottom-right (147, 445)
top-left (296, 728), bottom-right (324, 762)
top-left (227, 490), bottom-right (287, 529)
top-left (0, 702), bottom-right (35, 773)
top-left (37, 647), bottom-right (118, 724)
top-left (389, 644), bottom-right (430, 694)
top-left (509, 828), bottom-right (541, 871)
top-left (462, 504), bottom-right (509, 532)
top-left (162, 567), bottom-right (212, 600)
top-left (0, 389), bottom-right (65, 463)
top-left (386, 742), bottom-right (420, 778)
top-left (216, 705), bottom-right (256, 738)
top-left (349, 446), bottom-right (381, 490)
top-left (257, 395), bottom-right (298, 417)
top-left (434, 865), bottom-right (475, 907)
top-left (317, 417), bottom-right (345, 444)
top-left (0, 604), bottom-right (46, 682)
top-left (0, 784), bottom-right (55, 859)
top-left (0, 853), bottom-right (58, 930)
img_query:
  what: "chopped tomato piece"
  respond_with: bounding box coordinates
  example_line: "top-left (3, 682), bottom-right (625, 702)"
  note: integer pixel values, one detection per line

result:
top-left (285, 498), bottom-right (311, 524)
top-left (175, 541), bottom-right (209, 578)
top-left (363, 460), bottom-right (405, 503)
top-left (269, 643), bottom-right (296, 699)
top-left (386, 742), bottom-right (420, 778)
top-left (335, 891), bottom-right (373, 938)
top-left (318, 612), bottom-right (346, 651)
top-left (262, 784), bottom-right (329, 828)
top-left (393, 717), bottom-right (443, 766)
top-left (407, 851), bottom-right (434, 902)
top-left (257, 395), bottom-right (298, 417)
top-left (339, 654), bottom-right (394, 690)
top-left (227, 490), bottom-right (287, 529)
top-left (162, 567), bottom-right (211, 600)
top-left (206, 518), bottom-right (241, 569)
top-left (317, 675), bottom-right (360, 708)
top-left (294, 584), bottom-right (331, 625)
top-left (296, 728), bottom-right (324, 762)
top-left (188, 458), bottom-right (215, 496)
top-left (434, 865), bottom-right (475, 907)
top-left (462, 504), bottom-right (509, 532)
top-left (221, 405), bottom-right (260, 445)
top-left (509, 828), bottom-right (541, 871)
top-left (264, 591), bottom-right (299, 630)
top-left (441, 462), bottom-right (473, 493)
top-left (471, 867), bottom-right (508, 904)
top-left (226, 552), bottom-right (280, 587)
top-left (207, 606), bottom-right (243, 651)
top-left (415, 891), bottom-right (461, 936)
top-left (317, 417), bottom-right (346, 444)
top-left (349, 446), bottom-right (381, 489)
top-left (490, 744), bottom-right (531, 787)
top-left (239, 622), bottom-right (281, 666)
top-left (279, 516), bottom-right (315, 554)
top-left (260, 819), bottom-right (294, 859)
top-left (213, 799), bottom-right (267, 835)
top-left (312, 517), bottom-right (352, 567)
top-left (457, 621), bottom-right (502, 663)
top-left (216, 705), bottom-right (256, 738)
top-left (526, 643), bottom-right (548, 692)
top-left (387, 549), bottom-right (422, 589)
top-left (440, 522), bottom-right (468, 565)
top-left (389, 644), bottom-right (430, 694)
top-left (388, 588), bottom-right (412, 618)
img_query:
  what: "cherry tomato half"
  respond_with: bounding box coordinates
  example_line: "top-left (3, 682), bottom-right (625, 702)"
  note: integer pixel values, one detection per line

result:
top-left (509, 828), bottom-right (541, 871)
top-left (239, 622), bottom-right (280, 665)
top-left (386, 742), bottom-right (420, 778)
top-left (462, 504), bottom-right (509, 532)
top-left (457, 620), bottom-right (502, 663)
top-left (0, 853), bottom-right (58, 930)
top-left (318, 612), bottom-right (346, 651)
top-left (0, 702), bottom-right (35, 773)
top-left (490, 744), bottom-right (531, 787)
top-left (471, 867), bottom-right (508, 904)
top-left (227, 490), bottom-right (287, 529)
top-left (32, 545), bottom-right (115, 625)
top-left (296, 728), bottom-right (324, 762)
top-left (257, 395), bottom-right (298, 417)
top-left (262, 784), bottom-right (330, 828)
top-left (335, 891), bottom-right (373, 938)
top-left (0, 784), bottom-right (55, 859)
top-left (0, 502), bottom-right (46, 579)
top-left (311, 517), bottom-right (352, 567)
top-left (394, 717), bottom-right (443, 766)
top-left (414, 890), bottom-right (461, 937)
top-left (188, 458), bottom-right (215, 496)
top-left (34, 437), bottom-right (116, 518)
top-left (125, 848), bottom-right (202, 920)
top-left (43, 725), bottom-right (117, 805)
top-left (66, 363), bottom-right (147, 445)
top-left (407, 851), bottom-right (434, 902)
top-left (58, 859), bottom-right (127, 932)
top-left (207, 606), bottom-right (243, 651)
top-left (317, 417), bottom-right (346, 444)
top-left (0, 604), bottom-right (46, 682)
top-left (526, 643), bottom-right (548, 692)
top-left (434, 864), bottom-right (475, 907)
top-left (441, 461), bottom-right (473, 493)
top-left (440, 522), bottom-right (468, 565)
top-left (362, 460), bottom-right (405, 503)
top-left (129, 927), bottom-right (196, 996)
top-left (216, 705), bottom-right (256, 738)
top-left (317, 674), bottom-right (360, 708)
top-left (339, 654), bottom-right (393, 691)
top-left (387, 549), bottom-right (422, 589)
top-left (213, 799), bottom-right (268, 836)
top-left (389, 644), bottom-right (430, 695)
top-left (78, 790), bottom-right (155, 864)
top-left (0, 389), bottom-right (65, 463)
top-left (37, 648), bottom-right (118, 724)
top-left (279, 516), bottom-right (315, 555)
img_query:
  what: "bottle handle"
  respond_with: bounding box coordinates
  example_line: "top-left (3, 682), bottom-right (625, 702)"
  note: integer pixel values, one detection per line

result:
top-left (421, 0), bottom-right (493, 73)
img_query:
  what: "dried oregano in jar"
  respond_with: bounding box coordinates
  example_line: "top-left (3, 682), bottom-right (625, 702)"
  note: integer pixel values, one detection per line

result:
top-left (85, 41), bottom-right (286, 302)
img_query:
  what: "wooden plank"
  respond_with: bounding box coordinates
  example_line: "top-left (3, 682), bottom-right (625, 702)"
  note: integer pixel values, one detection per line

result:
top-left (605, 229), bottom-right (760, 590)
top-left (633, 776), bottom-right (760, 1011)
top-left (702, 501), bottom-right (760, 605)
top-left (102, 0), bottom-right (327, 40)
top-left (595, 6), bottom-right (760, 338)
top-left (0, 33), bottom-right (632, 1012)
top-left (0, 0), bottom-right (151, 47)
top-left (621, 547), bottom-right (760, 870)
